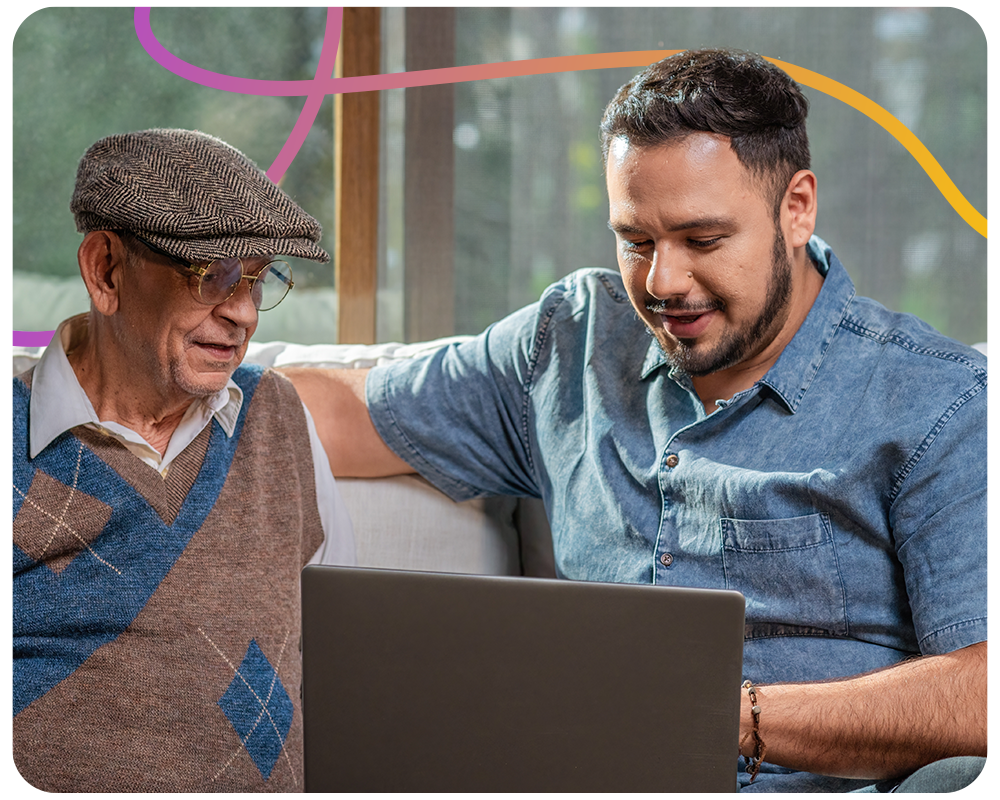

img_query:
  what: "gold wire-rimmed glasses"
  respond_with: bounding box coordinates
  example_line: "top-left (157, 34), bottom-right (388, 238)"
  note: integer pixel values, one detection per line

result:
top-left (131, 234), bottom-right (295, 311)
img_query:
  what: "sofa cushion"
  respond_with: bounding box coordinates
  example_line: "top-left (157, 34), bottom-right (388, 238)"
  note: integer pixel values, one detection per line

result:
top-left (337, 475), bottom-right (521, 575)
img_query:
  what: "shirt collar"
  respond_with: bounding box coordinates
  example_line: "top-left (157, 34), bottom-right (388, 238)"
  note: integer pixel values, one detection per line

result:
top-left (28, 314), bottom-right (244, 458)
top-left (757, 236), bottom-right (854, 412)
top-left (640, 235), bottom-right (855, 414)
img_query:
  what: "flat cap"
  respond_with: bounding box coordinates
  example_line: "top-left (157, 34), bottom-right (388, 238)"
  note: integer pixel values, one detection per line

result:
top-left (70, 128), bottom-right (329, 263)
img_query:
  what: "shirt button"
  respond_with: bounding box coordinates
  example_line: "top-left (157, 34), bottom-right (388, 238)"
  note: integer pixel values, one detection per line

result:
top-left (665, 454), bottom-right (679, 468)
top-left (659, 552), bottom-right (674, 567)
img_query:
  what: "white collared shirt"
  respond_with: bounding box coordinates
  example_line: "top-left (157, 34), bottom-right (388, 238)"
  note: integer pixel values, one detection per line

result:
top-left (27, 315), bottom-right (355, 566)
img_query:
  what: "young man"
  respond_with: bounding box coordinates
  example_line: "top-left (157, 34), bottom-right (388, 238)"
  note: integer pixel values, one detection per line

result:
top-left (289, 50), bottom-right (985, 791)
top-left (13, 129), bottom-right (354, 791)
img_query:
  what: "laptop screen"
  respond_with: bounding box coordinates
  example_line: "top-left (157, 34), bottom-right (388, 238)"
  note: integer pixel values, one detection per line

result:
top-left (302, 565), bottom-right (745, 792)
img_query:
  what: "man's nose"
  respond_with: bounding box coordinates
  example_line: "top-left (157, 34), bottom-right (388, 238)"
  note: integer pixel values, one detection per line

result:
top-left (646, 244), bottom-right (693, 299)
top-left (215, 277), bottom-right (259, 327)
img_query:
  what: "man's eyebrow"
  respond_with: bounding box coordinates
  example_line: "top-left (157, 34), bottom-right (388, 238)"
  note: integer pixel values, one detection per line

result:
top-left (667, 216), bottom-right (732, 232)
top-left (608, 216), bottom-right (733, 235)
top-left (607, 221), bottom-right (646, 236)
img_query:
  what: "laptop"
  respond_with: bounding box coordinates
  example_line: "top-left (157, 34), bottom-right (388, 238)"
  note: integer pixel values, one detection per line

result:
top-left (301, 565), bottom-right (745, 792)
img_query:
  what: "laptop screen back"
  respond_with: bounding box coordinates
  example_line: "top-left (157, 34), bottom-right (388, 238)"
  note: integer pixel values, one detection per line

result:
top-left (302, 566), bottom-right (744, 792)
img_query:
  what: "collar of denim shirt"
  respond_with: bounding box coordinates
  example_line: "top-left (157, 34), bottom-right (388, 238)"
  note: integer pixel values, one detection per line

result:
top-left (640, 235), bottom-right (855, 415)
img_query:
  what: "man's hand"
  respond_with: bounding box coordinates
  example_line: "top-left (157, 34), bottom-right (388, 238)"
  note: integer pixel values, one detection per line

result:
top-left (740, 641), bottom-right (986, 780)
top-left (282, 367), bottom-right (414, 478)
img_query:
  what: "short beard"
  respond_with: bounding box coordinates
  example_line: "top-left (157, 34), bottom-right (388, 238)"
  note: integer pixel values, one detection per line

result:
top-left (650, 229), bottom-right (793, 378)
top-left (168, 360), bottom-right (233, 398)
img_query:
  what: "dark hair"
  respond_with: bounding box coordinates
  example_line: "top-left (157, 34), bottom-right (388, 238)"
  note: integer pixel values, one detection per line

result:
top-left (600, 49), bottom-right (810, 213)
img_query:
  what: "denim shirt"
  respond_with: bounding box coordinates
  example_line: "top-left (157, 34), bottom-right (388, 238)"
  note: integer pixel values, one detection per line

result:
top-left (367, 238), bottom-right (986, 791)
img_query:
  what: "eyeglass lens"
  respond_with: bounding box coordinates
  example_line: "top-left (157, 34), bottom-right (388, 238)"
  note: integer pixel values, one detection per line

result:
top-left (198, 258), bottom-right (293, 310)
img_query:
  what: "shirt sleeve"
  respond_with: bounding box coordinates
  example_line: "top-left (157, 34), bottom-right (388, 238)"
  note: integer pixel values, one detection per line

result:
top-left (303, 402), bottom-right (357, 566)
top-left (365, 301), bottom-right (546, 504)
top-left (889, 379), bottom-right (987, 655)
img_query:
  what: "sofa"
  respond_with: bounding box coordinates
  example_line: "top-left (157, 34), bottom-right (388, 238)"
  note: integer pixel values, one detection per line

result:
top-left (12, 338), bottom-right (556, 579)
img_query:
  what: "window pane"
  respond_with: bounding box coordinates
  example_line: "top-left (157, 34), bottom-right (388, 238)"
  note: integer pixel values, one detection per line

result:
top-left (379, 7), bottom-right (986, 345)
top-left (13, 7), bottom-right (338, 343)
top-left (14, 8), bottom-right (986, 348)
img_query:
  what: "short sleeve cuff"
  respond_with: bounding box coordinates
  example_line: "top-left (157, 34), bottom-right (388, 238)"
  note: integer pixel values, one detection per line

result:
top-left (366, 361), bottom-right (485, 503)
top-left (918, 617), bottom-right (987, 656)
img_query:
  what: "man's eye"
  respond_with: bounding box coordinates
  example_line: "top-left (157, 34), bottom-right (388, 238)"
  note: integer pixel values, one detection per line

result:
top-left (621, 239), bottom-right (651, 252)
top-left (688, 237), bottom-right (721, 249)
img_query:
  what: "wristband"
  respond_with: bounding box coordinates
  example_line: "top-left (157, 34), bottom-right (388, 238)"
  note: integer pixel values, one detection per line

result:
top-left (740, 679), bottom-right (766, 783)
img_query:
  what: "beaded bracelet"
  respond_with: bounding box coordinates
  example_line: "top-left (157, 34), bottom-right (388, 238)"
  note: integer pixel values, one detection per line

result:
top-left (740, 679), bottom-right (766, 783)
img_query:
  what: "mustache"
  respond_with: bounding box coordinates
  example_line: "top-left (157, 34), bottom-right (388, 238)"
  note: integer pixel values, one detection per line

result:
top-left (645, 298), bottom-right (724, 315)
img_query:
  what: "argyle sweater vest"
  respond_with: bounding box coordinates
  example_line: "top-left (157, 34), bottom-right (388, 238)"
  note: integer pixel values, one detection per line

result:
top-left (12, 365), bottom-right (323, 792)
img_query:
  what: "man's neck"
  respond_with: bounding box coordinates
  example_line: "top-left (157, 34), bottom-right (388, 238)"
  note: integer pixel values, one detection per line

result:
top-left (691, 253), bottom-right (825, 414)
top-left (66, 314), bottom-right (196, 456)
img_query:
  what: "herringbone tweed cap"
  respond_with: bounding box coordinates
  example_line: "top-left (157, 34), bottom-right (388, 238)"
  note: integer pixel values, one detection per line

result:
top-left (70, 128), bottom-right (329, 263)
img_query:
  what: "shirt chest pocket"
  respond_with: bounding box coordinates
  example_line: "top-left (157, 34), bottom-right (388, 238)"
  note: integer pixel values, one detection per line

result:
top-left (721, 514), bottom-right (848, 639)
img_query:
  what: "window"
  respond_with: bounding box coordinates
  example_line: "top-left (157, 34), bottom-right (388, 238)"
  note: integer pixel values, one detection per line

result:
top-left (378, 7), bottom-right (986, 345)
top-left (13, 7), bottom-right (987, 347)
top-left (13, 7), bottom-right (338, 344)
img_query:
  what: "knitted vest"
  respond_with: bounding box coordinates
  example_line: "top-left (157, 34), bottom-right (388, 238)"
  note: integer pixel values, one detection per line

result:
top-left (12, 365), bottom-right (323, 791)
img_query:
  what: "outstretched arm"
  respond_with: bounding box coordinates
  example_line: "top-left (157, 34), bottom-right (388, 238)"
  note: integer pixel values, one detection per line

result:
top-left (741, 641), bottom-right (986, 780)
top-left (282, 367), bottom-right (414, 478)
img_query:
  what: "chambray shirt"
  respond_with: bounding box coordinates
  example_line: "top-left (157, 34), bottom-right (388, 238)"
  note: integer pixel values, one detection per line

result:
top-left (367, 238), bottom-right (986, 792)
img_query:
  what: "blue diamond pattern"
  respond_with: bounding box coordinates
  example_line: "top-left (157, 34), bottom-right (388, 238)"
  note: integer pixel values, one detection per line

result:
top-left (218, 639), bottom-right (293, 780)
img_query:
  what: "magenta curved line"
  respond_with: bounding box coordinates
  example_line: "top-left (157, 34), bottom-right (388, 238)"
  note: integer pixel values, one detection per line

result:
top-left (133, 8), bottom-right (321, 96)
top-left (133, 7), bottom-right (342, 182)
top-left (14, 331), bottom-right (54, 347)
top-left (15, 9), bottom-right (344, 346)
top-left (133, 8), bottom-right (623, 98)
top-left (266, 8), bottom-right (343, 182)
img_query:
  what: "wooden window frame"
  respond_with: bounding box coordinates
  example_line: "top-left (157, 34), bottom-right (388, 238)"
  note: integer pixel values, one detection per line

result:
top-left (335, 8), bottom-right (457, 344)
top-left (335, 7), bottom-right (381, 344)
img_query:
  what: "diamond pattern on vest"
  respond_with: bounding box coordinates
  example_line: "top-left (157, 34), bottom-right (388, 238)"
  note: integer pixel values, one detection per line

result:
top-left (13, 442), bottom-right (115, 575)
top-left (214, 635), bottom-right (295, 783)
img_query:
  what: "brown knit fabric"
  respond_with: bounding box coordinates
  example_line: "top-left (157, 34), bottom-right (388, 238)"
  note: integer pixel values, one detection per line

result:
top-left (13, 369), bottom-right (323, 792)
top-left (73, 423), bottom-right (211, 525)
top-left (13, 466), bottom-right (114, 575)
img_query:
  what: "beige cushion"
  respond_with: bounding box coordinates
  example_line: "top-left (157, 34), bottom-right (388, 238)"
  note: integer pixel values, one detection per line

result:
top-left (242, 338), bottom-right (555, 577)
top-left (338, 474), bottom-right (521, 575)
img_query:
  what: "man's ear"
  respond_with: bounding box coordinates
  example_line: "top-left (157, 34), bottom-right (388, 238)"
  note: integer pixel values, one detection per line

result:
top-left (78, 231), bottom-right (128, 316)
top-left (781, 169), bottom-right (818, 249)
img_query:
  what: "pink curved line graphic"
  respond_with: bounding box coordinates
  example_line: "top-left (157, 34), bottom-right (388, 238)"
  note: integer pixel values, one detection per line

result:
top-left (132, 8), bottom-right (671, 98)
top-left (14, 332), bottom-right (54, 347)
top-left (132, 6), bottom-right (986, 239)
top-left (265, 8), bottom-right (342, 183)
top-left (131, 7), bottom-right (320, 97)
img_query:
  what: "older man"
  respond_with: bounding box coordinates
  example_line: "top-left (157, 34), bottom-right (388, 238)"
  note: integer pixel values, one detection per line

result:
top-left (290, 50), bottom-right (985, 792)
top-left (13, 129), bottom-right (353, 791)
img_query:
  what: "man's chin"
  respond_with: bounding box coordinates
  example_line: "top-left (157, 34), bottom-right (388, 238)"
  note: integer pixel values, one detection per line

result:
top-left (639, 316), bottom-right (736, 377)
top-left (173, 362), bottom-right (239, 399)
top-left (648, 329), bottom-right (735, 378)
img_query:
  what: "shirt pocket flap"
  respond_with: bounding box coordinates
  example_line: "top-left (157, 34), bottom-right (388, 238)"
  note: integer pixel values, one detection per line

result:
top-left (721, 514), bottom-right (848, 638)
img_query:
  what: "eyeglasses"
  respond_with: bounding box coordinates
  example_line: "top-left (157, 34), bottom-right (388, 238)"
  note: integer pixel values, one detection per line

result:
top-left (131, 235), bottom-right (295, 311)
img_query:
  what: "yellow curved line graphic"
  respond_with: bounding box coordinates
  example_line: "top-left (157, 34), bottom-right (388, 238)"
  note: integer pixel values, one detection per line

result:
top-left (768, 57), bottom-right (986, 239)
